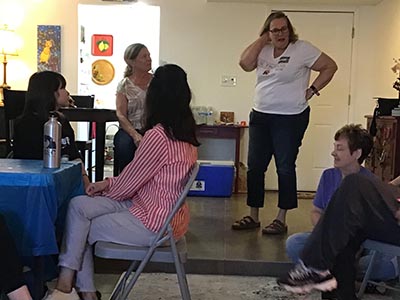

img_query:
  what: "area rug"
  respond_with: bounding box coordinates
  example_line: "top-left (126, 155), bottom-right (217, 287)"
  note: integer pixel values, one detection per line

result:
top-left (93, 273), bottom-right (394, 300)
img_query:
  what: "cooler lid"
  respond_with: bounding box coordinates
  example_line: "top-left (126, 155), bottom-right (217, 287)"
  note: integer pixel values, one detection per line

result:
top-left (197, 160), bottom-right (234, 166)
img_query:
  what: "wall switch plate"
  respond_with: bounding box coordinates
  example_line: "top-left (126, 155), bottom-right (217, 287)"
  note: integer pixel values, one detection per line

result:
top-left (221, 75), bottom-right (237, 87)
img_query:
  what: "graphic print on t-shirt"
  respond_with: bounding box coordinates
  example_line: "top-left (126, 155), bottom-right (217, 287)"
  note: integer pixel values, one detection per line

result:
top-left (61, 136), bottom-right (71, 149)
top-left (262, 56), bottom-right (290, 76)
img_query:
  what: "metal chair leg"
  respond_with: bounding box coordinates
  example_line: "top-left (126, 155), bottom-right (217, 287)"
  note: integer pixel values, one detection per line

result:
top-left (170, 235), bottom-right (191, 300)
top-left (119, 247), bottom-right (159, 299)
top-left (357, 250), bottom-right (377, 299)
top-left (110, 261), bottom-right (139, 300)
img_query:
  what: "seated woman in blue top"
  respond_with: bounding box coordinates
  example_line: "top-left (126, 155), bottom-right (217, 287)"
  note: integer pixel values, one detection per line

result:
top-left (13, 71), bottom-right (90, 189)
top-left (285, 124), bottom-right (397, 299)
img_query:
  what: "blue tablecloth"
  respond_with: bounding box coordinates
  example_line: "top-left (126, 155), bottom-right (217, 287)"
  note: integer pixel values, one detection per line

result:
top-left (0, 159), bottom-right (84, 256)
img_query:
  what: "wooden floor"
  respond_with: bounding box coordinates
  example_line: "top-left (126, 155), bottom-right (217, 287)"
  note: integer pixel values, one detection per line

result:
top-left (95, 191), bottom-right (314, 277)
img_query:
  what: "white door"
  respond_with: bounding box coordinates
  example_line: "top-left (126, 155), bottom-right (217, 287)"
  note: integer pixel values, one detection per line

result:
top-left (265, 11), bottom-right (354, 191)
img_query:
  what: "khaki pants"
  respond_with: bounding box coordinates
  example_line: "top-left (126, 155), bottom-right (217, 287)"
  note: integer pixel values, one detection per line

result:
top-left (58, 195), bottom-right (157, 292)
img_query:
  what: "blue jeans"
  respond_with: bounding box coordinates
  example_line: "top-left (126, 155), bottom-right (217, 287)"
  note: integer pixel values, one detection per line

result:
top-left (286, 232), bottom-right (397, 281)
top-left (247, 108), bottom-right (310, 209)
top-left (357, 252), bottom-right (397, 281)
top-left (286, 232), bottom-right (310, 263)
top-left (113, 128), bottom-right (138, 174)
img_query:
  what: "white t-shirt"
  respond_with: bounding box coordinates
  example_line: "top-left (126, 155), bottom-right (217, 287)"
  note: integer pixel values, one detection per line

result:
top-left (254, 40), bottom-right (321, 115)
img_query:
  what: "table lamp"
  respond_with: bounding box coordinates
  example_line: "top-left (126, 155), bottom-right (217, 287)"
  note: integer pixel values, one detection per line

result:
top-left (0, 24), bottom-right (19, 106)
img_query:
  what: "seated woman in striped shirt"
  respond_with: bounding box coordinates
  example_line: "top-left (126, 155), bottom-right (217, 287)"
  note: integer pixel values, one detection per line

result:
top-left (43, 64), bottom-right (200, 300)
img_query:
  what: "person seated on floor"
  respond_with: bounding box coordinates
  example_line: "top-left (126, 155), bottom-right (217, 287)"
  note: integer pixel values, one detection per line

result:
top-left (0, 214), bottom-right (33, 300)
top-left (12, 71), bottom-right (90, 190)
top-left (278, 171), bottom-right (400, 300)
top-left (285, 124), bottom-right (398, 299)
top-left (42, 64), bottom-right (200, 300)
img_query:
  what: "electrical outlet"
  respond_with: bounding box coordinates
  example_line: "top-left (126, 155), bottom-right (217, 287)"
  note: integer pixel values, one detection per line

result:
top-left (221, 75), bottom-right (237, 87)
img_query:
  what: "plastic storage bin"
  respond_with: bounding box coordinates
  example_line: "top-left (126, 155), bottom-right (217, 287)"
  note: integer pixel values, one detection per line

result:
top-left (188, 160), bottom-right (234, 197)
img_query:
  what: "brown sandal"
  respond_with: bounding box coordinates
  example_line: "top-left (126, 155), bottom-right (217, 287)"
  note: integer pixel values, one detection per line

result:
top-left (262, 219), bottom-right (288, 235)
top-left (232, 216), bottom-right (260, 230)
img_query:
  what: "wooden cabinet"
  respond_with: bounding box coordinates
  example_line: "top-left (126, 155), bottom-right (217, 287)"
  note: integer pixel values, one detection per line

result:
top-left (365, 115), bottom-right (400, 182)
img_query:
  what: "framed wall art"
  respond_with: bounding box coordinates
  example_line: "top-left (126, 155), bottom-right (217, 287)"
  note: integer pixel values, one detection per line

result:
top-left (91, 34), bottom-right (113, 56)
top-left (92, 59), bottom-right (115, 85)
top-left (37, 25), bottom-right (61, 72)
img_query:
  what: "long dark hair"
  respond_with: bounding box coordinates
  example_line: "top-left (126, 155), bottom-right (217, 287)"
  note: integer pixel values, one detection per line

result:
top-left (23, 71), bottom-right (66, 121)
top-left (144, 64), bottom-right (199, 146)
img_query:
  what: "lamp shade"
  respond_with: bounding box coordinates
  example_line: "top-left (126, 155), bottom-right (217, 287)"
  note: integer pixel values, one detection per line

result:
top-left (0, 24), bottom-right (20, 56)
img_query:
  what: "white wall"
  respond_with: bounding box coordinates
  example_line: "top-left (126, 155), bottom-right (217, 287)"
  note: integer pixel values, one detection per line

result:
top-left (156, 0), bottom-right (265, 123)
top-left (0, 0), bottom-right (79, 92)
top-left (77, 3), bottom-right (160, 109)
top-left (351, 0), bottom-right (400, 125)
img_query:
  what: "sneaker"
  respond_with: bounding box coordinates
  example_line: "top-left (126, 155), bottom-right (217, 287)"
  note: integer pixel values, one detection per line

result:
top-left (42, 288), bottom-right (80, 300)
top-left (277, 261), bottom-right (337, 294)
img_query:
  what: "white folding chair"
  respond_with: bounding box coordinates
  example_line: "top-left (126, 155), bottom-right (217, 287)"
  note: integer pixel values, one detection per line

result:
top-left (357, 239), bottom-right (400, 298)
top-left (95, 163), bottom-right (199, 300)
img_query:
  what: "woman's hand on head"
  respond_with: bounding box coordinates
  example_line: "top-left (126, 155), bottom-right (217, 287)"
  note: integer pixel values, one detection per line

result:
top-left (260, 32), bottom-right (271, 44)
top-left (86, 180), bottom-right (109, 196)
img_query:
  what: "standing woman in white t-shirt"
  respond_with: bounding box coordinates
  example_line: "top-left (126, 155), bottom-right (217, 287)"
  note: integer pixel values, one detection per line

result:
top-left (232, 11), bottom-right (337, 234)
top-left (114, 43), bottom-right (153, 174)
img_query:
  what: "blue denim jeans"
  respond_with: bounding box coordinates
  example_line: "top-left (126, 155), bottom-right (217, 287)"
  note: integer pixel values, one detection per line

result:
top-left (247, 108), bottom-right (310, 209)
top-left (286, 231), bottom-right (310, 263)
top-left (113, 128), bottom-right (138, 174)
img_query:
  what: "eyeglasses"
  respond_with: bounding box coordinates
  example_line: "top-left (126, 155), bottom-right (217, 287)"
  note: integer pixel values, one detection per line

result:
top-left (269, 26), bottom-right (288, 35)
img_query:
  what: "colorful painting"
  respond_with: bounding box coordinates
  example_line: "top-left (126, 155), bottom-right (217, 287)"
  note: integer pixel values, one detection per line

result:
top-left (91, 34), bottom-right (113, 56)
top-left (37, 25), bottom-right (61, 72)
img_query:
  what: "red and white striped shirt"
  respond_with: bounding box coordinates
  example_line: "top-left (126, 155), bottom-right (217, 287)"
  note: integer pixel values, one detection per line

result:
top-left (104, 124), bottom-right (197, 239)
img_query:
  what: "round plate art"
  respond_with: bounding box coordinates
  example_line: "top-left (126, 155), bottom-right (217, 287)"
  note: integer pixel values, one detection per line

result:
top-left (92, 59), bottom-right (115, 85)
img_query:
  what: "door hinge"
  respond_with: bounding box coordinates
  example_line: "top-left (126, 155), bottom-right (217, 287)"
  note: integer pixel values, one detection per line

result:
top-left (352, 27), bottom-right (355, 39)
top-left (348, 94), bottom-right (351, 106)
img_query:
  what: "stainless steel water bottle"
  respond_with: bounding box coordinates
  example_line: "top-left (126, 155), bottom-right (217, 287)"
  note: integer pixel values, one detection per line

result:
top-left (43, 114), bottom-right (62, 168)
